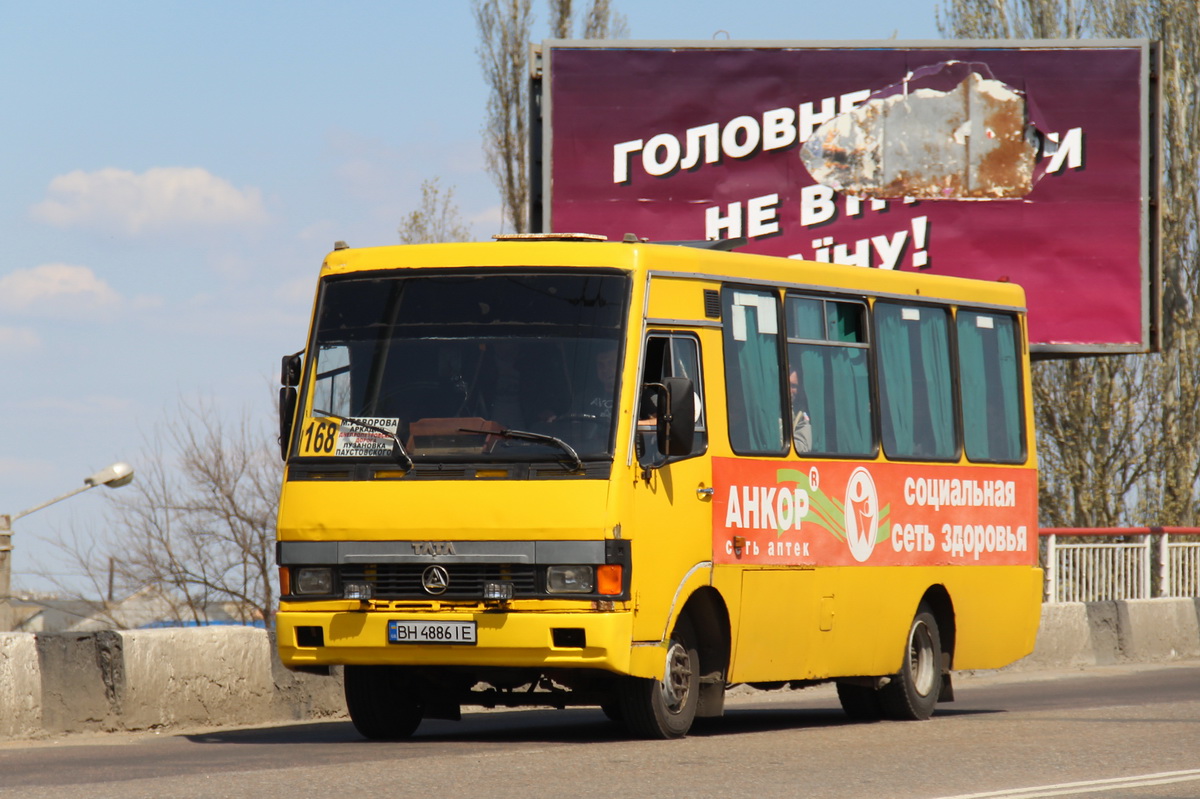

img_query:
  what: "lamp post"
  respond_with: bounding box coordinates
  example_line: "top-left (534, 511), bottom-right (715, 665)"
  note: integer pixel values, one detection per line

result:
top-left (0, 462), bottom-right (135, 631)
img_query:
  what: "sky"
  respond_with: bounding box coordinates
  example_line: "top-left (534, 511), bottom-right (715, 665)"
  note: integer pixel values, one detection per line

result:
top-left (0, 0), bottom-right (944, 596)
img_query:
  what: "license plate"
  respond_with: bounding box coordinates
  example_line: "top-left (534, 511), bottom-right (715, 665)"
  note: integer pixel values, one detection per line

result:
top-left (387, 619), bottom-right (477, 645)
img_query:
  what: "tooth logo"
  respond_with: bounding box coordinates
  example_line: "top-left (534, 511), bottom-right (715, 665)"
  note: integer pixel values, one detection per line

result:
top-left (844, 467), bottom-right (880, 562)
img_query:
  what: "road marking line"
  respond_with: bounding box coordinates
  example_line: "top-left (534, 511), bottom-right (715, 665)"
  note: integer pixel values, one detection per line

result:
top-left (930, 769), bottom-right (1200, 799)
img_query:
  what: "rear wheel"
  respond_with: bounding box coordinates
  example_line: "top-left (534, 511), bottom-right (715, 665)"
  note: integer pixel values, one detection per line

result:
top-left (344, 665), bottom-right (425, 740)
top-left (879, 607), bottom-right (943, 721)
top-left (617, 616), bottom-right (700, 739)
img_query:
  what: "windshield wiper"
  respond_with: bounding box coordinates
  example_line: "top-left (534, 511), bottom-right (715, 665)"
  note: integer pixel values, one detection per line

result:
top-left (312, 410), bottom-right (414, 473)
top-left (459, 427), bottom-right (584, 474)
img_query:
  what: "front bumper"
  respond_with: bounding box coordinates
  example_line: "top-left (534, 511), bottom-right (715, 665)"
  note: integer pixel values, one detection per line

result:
top-left (276, 607), bottom-right (645, 675)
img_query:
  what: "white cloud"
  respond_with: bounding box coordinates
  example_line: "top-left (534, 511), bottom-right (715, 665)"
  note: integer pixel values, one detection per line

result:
top-left (0, 263), bottom-right (121, 317)
top-left (31, 167), bottom-right (268, 235)
top-left (0, 326), bottom-right (41, 355)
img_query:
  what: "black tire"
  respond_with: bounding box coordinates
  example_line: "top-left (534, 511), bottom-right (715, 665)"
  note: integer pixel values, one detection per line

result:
top-left (879, 607), bottom-right (943, 721)
top-left (344, 665), bottom-right (424, 740)
top-left (836, 681), bottom-right (883, 721)
top-left (617, 616), bottom-right (700, 739)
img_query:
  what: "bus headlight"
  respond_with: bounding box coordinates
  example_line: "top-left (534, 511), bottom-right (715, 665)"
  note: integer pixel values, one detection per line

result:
top-left (295, 567), bottom-right (334, 595)
top-left (546, 565), bottom-right (595, 593)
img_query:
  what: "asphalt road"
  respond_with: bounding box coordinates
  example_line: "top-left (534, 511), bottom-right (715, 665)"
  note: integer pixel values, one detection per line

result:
top-left (2, 662), bottom-right (1197, 799)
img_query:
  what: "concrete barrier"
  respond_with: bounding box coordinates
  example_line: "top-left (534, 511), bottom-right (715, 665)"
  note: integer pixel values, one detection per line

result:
top-left (1008, 597), bottom-right (1200, 671)
top-left (1012, 602), bottom-right (1096, 670)
top-left (4, 628), bottom-right (344, 740)
top-left (1117, 597), bottom-right (1200, 662)
top-left (0, 633), bottom-right (40, 739)
top-left (2, 598), bottom-right (1198, 741)
top-left (35, 630), bottom-right (124, 734)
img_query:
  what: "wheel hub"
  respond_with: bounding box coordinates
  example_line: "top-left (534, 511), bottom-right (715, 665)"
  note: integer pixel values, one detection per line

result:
top-left (660, 640), bottom-right (693, 711)
top-left (909, 620), bottom-right (937, 697)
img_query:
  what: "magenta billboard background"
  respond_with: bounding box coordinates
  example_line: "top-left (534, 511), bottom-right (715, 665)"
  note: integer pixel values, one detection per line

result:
top-left (541, 43), bottom-right (1153, 352)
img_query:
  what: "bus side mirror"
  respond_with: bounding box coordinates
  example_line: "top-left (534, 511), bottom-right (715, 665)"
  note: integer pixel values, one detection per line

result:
top-left (279, 351), bottom-right (303, 461)
top-left (279, 386), bottom-right (298, 461)
top-left (658, 377), bottom-right (695, 457)
top-left (281, 352), bottom-right (302, 387)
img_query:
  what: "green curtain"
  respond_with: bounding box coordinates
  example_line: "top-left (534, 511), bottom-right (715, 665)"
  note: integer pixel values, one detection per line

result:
top-left (877, 304), bottom-right (954, 459)
top-left (957, 314), bottom-right (990, 458)
top-left (739, 308), bottom-right (784, 451)
top-left (995, 317), bottom-right (1021, 460)
top-left (876, 308), bottom-right (916, 455)
top-left (725, 292), bottom-right (784, 453)
top-left (788, 297), bottom-right (824, 339)
top-left (830, 348), bottom-right (872, 454)
top-left (796, 345), bottom-right (826, 451)
top-left (920, 309), bottom-right (955, 458)
top-left (958, 313), bottom-right (1023, 462)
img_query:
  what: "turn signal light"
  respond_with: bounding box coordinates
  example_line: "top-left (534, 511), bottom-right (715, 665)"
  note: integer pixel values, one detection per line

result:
top-left (597, 564), bottom-right (623, 595)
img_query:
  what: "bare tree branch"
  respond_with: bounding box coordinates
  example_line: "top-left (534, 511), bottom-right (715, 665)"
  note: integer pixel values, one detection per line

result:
top-left (471, 0), bottom-right (626, 235)
top-left (474, 0), bottom-right (533, 234)
top-left (51, 398), bottom-right (280, 628)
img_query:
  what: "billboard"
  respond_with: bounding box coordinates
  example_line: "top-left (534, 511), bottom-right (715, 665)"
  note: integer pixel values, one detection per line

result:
top-left (534, 40), bottom-right (1158, 354)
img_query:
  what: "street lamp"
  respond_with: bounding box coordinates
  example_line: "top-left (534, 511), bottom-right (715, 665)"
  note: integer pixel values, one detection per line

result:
top-left (0, 462), bottom-right (135, 631)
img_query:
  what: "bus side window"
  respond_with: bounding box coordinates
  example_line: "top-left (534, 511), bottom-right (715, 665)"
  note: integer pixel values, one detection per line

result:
top-left (957, 311), bottom-right (1025, 463)
top-left (721, 288), bottom-right (787, 455)
top-left (875, 302), bottom-right (957, 461)
top-left (785, 296), bottom-right (873, 457)
top-left (638, 334), bottom-right (706, 464)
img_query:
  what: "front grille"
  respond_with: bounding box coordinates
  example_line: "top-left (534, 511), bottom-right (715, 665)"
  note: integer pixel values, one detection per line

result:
top-left (339, 564), bottom-right (539, 599)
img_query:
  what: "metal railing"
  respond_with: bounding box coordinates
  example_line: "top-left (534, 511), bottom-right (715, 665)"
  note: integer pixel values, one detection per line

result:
top-left (1041, 528), bottom-right (1200, 603)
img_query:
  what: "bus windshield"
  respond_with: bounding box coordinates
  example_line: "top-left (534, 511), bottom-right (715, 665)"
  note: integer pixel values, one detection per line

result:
top-left (304, 269), bottom-right (630, 463)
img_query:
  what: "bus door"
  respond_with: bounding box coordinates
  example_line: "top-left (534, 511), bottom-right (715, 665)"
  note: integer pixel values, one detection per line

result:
top-left (629, 331), bottom-right (712, 643)
top-left (715, 286), bottom-right (821, 682)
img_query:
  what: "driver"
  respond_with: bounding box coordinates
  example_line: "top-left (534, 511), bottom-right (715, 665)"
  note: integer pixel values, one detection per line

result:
top-left (582, 344), bottom-right (618, 417)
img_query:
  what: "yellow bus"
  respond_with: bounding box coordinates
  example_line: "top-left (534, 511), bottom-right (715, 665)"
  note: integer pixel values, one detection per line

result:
top-left (275, 235), bottom-right (1042, 739)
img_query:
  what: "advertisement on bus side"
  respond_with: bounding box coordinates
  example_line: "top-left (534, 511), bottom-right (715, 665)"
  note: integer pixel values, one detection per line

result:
top-left (712, 457), bottom-right (1038, 567)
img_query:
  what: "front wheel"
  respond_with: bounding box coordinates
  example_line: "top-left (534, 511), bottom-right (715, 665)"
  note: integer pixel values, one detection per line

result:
top-left (344, 665), bottom-right (425, 740)
top-left (879, 607), bottom-right (943, 721)
top-left (617, 616), bottom-right (700, 739)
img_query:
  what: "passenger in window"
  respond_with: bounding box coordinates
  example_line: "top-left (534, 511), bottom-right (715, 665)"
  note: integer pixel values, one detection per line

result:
top-left (789, 368), bottom-right (812, 454)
